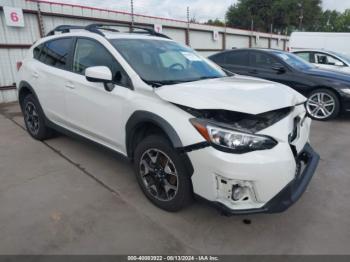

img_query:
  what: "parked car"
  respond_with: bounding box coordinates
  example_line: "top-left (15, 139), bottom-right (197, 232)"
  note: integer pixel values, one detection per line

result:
top-left (292, 49), bottom-right (350, 74)
top-left (209, 48), bottom-right (350, 121)
top-left (289, 32), bottom-right (350, 55)
top-left (16, 24), bottom-right (319, 214)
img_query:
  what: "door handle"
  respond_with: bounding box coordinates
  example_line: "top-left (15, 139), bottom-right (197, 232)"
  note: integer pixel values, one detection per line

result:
top-left (65, 82), bottom-right (75, 89)
top-left (32, 72), bottom-right (39, 78)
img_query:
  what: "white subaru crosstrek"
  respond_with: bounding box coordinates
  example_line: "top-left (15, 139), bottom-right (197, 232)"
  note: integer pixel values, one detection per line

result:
top-left (16, 24), bottom-right (319, 214)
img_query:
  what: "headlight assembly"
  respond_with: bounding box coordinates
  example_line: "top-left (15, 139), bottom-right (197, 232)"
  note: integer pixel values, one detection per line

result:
top-left (190, 118), bottom-right (277, 153)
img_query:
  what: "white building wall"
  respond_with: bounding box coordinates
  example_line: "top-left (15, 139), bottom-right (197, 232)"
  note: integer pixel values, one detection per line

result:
top-left (190, 30), bottom-right (222, 50)
top-left (0, 0), bottom-right (289, 103)
top-left (226, 34), bottom-right (250, 49)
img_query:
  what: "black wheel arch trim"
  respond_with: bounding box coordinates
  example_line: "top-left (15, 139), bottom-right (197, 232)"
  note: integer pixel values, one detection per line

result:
top-left (18, 81), bottom-right (47, 118)
top-left (125, 110), bottom-right (195, 176)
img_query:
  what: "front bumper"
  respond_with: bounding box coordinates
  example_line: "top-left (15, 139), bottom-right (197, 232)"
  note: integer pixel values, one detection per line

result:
top-left (213, 143), bottom-right (319, 215)
top-left (187, 105), bottom-right (318, 214)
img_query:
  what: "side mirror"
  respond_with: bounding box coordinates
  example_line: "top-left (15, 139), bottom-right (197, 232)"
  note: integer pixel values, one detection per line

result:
top-left (271, 63), bottom-right (286, 73)
top-left (85, 66), bottom-right (115, 92)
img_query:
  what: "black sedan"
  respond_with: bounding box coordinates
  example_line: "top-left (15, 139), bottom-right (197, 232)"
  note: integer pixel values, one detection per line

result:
top-left (209, 48), bottom-right (350, 120)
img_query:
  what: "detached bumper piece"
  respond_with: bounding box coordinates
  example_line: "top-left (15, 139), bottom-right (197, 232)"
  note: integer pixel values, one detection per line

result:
top-left (215, 143), bottom-right (320, 215)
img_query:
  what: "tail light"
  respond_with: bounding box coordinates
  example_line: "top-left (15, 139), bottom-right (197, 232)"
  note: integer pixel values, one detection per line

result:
top-left (16, 61), bottom-right (23, 71)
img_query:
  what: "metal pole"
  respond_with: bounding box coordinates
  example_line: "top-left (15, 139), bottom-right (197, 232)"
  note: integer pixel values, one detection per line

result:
top-left (298, 2), bottom-right (304, 30)
top-left (186, 7), bottom-right (190, 46)
top-left (36, 1), bottom-right (45, 37)
top-left (130, 0), bottom-right (134, 31)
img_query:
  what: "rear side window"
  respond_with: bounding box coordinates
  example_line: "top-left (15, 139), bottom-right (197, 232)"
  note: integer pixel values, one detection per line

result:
top-left (295, 52), bottom-right (312, 62)
top-left (250, 52), bottom-right (278, 68)
top-left (210, 53), bottom-right (226, 64)
top-left (225, 51), bottom-right (248, 66)
top-left (39, 38), bottom-right (73, 70)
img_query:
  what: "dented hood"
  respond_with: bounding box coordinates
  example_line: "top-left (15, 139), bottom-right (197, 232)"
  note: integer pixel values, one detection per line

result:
top-left (155, 75), bottom-right (306, 114)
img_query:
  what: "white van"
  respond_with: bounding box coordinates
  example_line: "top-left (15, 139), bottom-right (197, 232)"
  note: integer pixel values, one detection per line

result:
top-left (289, 32), bottom-right (350, 55)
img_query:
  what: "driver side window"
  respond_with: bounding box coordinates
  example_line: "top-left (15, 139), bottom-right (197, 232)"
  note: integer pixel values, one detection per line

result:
top-left (73, 38), bottom-right (130, 87)
top-left (315, 53), bottom-right (344, 66)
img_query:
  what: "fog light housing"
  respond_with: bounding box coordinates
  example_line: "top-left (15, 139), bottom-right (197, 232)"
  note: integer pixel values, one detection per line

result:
top-left (232, 184), bottom-right (246, 201)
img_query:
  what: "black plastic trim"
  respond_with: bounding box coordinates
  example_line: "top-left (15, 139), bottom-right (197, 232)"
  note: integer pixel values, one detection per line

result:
top-left (178, 141), bottom-right (210, 153)
top-left (125, 111), bottom-right (194, 176)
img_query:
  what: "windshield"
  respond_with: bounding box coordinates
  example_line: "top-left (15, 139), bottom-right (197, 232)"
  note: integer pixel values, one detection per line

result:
top-left (110, 39), bottom-right (226, 86)
top-left (273, 51), bottom-right (314, 70)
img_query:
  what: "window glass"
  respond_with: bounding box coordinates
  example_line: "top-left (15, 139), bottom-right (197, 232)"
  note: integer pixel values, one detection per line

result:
top-left (273, 51), bottom-right (314, 70)
top-left (110, 39), bottom-right (225, 84)
top-left (33, 44), bottom-right (42, 60)
top-left (315, 53), bottom-right (344, 66)
top-left (295, 52), bottom-right (311, 62)
top-left (210, 53), bottom-right (226, 64)
top-left (250, 52), bottom-right (278, 68)
top-left (73, 38), bottom-right (128, 86)
top-left (39, 38), bottom-right (72, 69)
top-left (226, 51), bottom-right (248, 66)
top-left (159, 51), bottom-right (187, 68)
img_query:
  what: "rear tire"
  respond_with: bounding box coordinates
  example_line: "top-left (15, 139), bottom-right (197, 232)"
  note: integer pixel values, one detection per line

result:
top-left (305, 89), bottom-right (340, 121)
top-left (22, 94), bottom-right (54, 140)
top-left (133, 135), bottom-right (193, 212)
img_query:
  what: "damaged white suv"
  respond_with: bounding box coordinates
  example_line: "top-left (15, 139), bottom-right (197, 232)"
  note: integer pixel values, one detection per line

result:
top-left (16, 24), bottom-right (319, 214)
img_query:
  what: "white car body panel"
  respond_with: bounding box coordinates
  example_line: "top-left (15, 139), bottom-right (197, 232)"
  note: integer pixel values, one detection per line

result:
top-left (16, 30), bottom-right (318, 214)
top-left (292, 49), bottom-right (350, 74)
top-left (155, 75), bottom-right (306, 114)
top-left (289, 32), bottom-right (350, 55)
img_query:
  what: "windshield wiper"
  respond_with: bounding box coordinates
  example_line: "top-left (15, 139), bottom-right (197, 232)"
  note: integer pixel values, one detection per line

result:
top-left (143, 79), bottom-right (188, 88)
top-left (144, 76), bottom-right (224, 88)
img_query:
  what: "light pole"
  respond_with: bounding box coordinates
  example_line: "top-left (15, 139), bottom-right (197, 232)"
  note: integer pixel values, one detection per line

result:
top-left (131, 0), bottom-right (134, 30)
top-left (298, 2), bottom-right (304, 30)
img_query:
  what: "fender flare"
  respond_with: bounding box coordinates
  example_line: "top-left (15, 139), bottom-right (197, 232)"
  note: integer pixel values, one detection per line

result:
top-left (18, 81), bottom-right (39, 105)
top-left (125, 110), bottom-right (194, 176)
top-left (125, 110), bottom-right (183, 156)
top-left (17, 81), bottom-right (49, 122)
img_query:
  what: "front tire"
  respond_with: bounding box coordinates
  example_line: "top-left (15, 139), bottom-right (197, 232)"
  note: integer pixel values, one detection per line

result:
top-left (22, 94), bottom-right (54, 140)
top-left (306, 89), bottom-right (340, 121)
top-left (133, 135), bottom-right (193, 212)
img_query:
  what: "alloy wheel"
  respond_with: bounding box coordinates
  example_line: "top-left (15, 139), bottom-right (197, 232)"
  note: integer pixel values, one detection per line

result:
top-left (139, 149), bottom-right (178, 201)
top-left (306, 92), bottom-right (336, 120)
top-left (24, 102), bottom-right (40, 135)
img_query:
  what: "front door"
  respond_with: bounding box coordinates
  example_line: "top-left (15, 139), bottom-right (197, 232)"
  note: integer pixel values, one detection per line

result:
top-left (64, 37), bottom-right (132, 152)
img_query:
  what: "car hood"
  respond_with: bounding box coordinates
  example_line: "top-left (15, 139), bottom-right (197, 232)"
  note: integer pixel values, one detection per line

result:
top-left (305, 67), bottom-right (350, 81)
top-left (155, 75), bottom-right (306, 115)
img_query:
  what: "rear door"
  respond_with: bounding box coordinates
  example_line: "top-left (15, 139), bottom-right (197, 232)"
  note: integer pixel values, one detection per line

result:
top-left (32, 37), bottom-right (74, 123)
top-left (213, 51), bottom-right (250, 75)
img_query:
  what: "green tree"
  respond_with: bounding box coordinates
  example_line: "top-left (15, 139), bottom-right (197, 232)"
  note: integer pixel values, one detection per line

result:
top-left (225, 0), bottom-right (322, 34)
top-left (319, 9), bottom-right (350, 32)
top-left (206, 19), bottom-right (225, 26)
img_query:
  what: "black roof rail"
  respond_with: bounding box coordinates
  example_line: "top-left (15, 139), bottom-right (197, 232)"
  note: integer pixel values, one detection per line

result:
top-left (85, 23), bottom-right (121, 36)
top-left (46, 25), bottom-right (86, 36)
top-left (46, 23), bottom-right (171, 39)
top-left (131, 26), bottom-right (171, 39)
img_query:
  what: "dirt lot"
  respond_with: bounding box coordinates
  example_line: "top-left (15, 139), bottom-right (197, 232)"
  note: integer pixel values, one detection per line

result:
top-left (0, 102), bottom-right (349, 255)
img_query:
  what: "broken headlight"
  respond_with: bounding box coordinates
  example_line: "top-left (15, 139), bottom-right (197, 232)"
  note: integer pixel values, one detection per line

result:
top-left (191, 119), bottom-right (277, 153)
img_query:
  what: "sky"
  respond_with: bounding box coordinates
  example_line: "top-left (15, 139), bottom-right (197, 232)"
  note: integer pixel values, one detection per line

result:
top-left (45, 0), bottom-right (349, 22)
